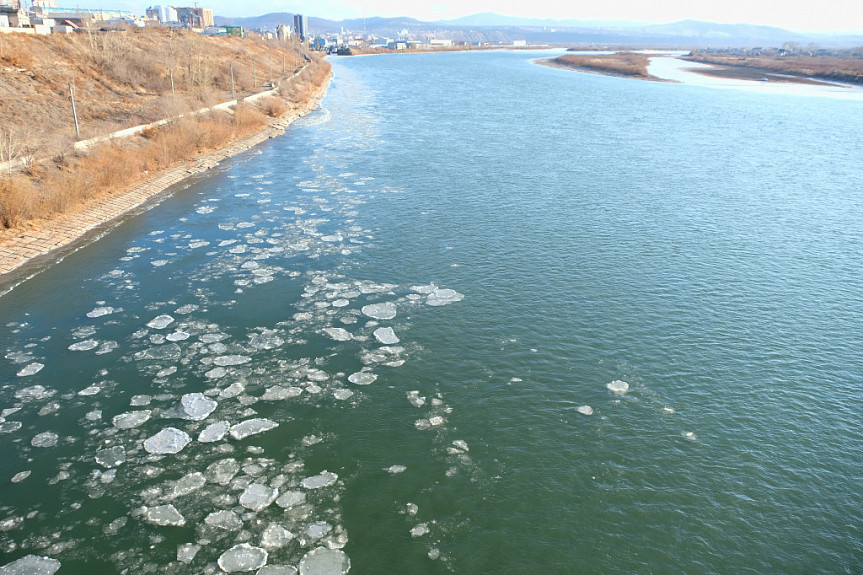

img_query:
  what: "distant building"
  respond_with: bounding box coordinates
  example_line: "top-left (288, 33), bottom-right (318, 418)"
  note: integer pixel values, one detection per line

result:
top-left (293, 13), bottom-right (307, 40)
top-left (176, 7), bottom-right (213, 28)
top-left (32, 0), bottom-right (58, 7)
top-left (146, 5), bottom-right (178, 24)
top-left (0, 2), bottom-right (29, 28)
top-left (277, 23), bottom-right (291, 41)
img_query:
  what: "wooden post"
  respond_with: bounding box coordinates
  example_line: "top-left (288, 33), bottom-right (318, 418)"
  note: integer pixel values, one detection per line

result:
top-left (253, 61), bottom-right (257, 88)
top-left (69, 83), bottom-right (80, 140)
top-left (230, 62), bottom-right (235, 98)
top-left (170, 69), bottom-right (175, 95)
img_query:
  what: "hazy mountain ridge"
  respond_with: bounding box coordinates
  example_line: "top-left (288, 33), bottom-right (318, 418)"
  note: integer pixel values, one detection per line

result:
top-left (213, 12), bottom-right (863, 47)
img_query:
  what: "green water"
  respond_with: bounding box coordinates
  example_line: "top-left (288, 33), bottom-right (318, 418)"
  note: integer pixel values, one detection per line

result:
top-left (2, 50), bottom-right (863, 574)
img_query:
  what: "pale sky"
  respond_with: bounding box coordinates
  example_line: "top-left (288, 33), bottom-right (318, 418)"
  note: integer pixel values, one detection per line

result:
top-left (80, 0), bottom-right (863, 33)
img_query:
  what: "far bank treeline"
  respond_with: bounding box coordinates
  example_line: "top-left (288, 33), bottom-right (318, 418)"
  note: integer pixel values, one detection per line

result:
top-left (0, 28), bottom-right (330, 229)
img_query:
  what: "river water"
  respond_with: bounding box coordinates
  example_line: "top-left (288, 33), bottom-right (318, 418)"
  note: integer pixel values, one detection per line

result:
top-left (2, 50), bottom-right (863, 574)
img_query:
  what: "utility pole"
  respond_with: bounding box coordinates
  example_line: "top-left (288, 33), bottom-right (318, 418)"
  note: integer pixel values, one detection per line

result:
top-left (230, 62), bottom-right (235, 98)
top-left (69, 83), bottom-right (80, 140)
top-left (253, 61), bottom-right (256, 88)
top-left (170, 69), bottom-right (175, 95)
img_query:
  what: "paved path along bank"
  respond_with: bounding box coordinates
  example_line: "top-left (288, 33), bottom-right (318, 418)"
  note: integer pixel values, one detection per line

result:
top-left (0, 77), bottom-right (330, 284)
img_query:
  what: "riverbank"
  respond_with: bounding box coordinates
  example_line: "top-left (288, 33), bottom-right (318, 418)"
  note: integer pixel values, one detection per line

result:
top-left (0, 71), bottom-right (331, 284)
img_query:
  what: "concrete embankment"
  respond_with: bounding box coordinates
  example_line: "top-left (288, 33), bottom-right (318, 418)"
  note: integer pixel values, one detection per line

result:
top-left (0, 74), bottom-right (331, 285)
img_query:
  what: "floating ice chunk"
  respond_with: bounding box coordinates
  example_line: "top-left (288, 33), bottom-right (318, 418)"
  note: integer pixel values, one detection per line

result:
top-left (452, 440), bottom-right (469, 452)
top-left (0, 421), bottom-right (23, 434)
top-left (348, 372), bottom-right (377, 386)
top-left (406, 391), bottom-right (425, 408)
top-left (15, 384), bottom-right (53, 401)
top-left (145, 504), bottom-right (185, 527)
top-left (410, 523), bottom-right (430, 538)
top-left (147, 315), bottom-right (175, 330)
top-left (177, 543), bottom-right (201, 564)
top-left (143, 427), bottom-right (191, 454)
top-left (331, 299), bottom-right (349, 308)
top-left (261, 523), bottom-right (294, 549)
top-left (405, 502), bottom-right (418, 516)
top-left (373, 327), bottom-right (399, 345)
top-left (95, 446), bottom-right (126, 468)
top-left (95, 341), bottom-right (118, 355)
top-left (205, 510), bottom-right (243, 531)
top-left (220, 382), bottom-right (245, 398)
top-left (662, 407), bottom-right (676, 414)
top-left (130, 395), bottom-right (152, 406)
top-left (428, 549), bottom-right (440, 560)
top-left (135, 344), bottom-right (182, 361)
top-left (156, 366), bottom-right (177, 378)
top-left (386, 465), bottom-right (407, 474)
top-left (77, 384), bottom-right (101, 396)
top-left (298, 547), bottom-right (350, 575)
top-left (0, 555), bottom-right (61, 575)
top-left (151, 259), bottom-right (169, 267)
top-left (275, 490), bottom-right (306, 508)
top-left (206, 367), bottom-right (228, 379)
top-left (410, 284), bottom-right (436, 294)
top-left (682, 431), bottom-right (698, 441)
top-left (69, 340), bottom-right (99, 351)
top-left (16, 363), bottom-right (44, 377)
top-left (333, 389), bottom-right (353, 401)
top-left (576, 406), bottom-right (594, 416)
top-left (606, 380), bottom-right (629, 395)
top-left (173, 472), bottom-right (206, 497)
top-left (230, 418), bottom-right (278, 440)
top-left (166, 331), bottom-right (191, 342)
top-left (240, 483), bottom-right (279, 511)
top-left (249, 334), bottom-right (284, 350)
top-left (323, 328), bottom-right (352, 341)
top-left (361, 302), bottom-right (396, 320)
top-left (214, 355), bottom-right (252, 367)
top-left (175, 304), bottom-right (199, 315)
top-left (86, 307), bottom-right (114, 318)
top-left (31, 431), bottom-right (58, 448)
top-left (11, 471), bottom-right (30, 483)
top-left (113, 410), bottom-right (151, 429)
top-left (218, 543), bottom-right (268, 572)
top-left (199, 421), bottom-right (230, 443)
top-left (301, 471), bottom-right (338, 490)
top-left (179, 393), bottom-right (218, 421)
top-left (188, 240), bottom-right (210, 249)
top-left (306, 521), bottom-right (332, 540)
top-left (426, 288), bottom-right (464, 307)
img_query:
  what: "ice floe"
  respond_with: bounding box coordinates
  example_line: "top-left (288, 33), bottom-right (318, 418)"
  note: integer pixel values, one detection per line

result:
top-left (261, 523), bottom-right (295, 549)
top-left (361, 302), bottom-right (397, 320)
top-left (177, 543), bottom-right (200, 564)
top-left (177, 393), bottom-right (218, 421)
top-left (386, 465), bottom-right (407, 474)
top-left (68, 340), bottom-right (99, 351)
top-left (31, 431), bottom-right (58, 448)
top-left (372, 327), bottom-right (399, 345)
top-left (347, 372), bottom-right (377, 386)
top-left (606, 380), bottom-right (629, 395)
top-left (172, 472), bottom-right (206, 497)
top-left (86, 306), bottom-right (115, 318)
top-left (410, 523), bottom-right (430, 538)
top-left (199, 421), bottom-right (230, 443)
top-left (213, 355), bottom-right (252, 367)
top-left (16, 363), bottom-right (44, 377)
top-left (112, 410), bottom-right (151, 429)
top-left (230, 418), bottom-right (279, 440)
top-left (426, 288), bottom-right (464, 307)
top-left (0, 555), bottom-right (61, 575)
top-left (301, 471), bottom-right (338, 490)
top-left (298, 547), bottom-right (350, 575)
top-left (144, 504), bottom-right (185, 527)
top-left (95, 446), bottom-right (126, 468)
top-left (146, 315), bottom-right (175, 329)
top-left (576, 406), bottom-right (594, 416)
top-left (206, 510), bottom-right (243, 530)
top-left (275, 490), bottom-right (306, 508)
top-left (323, 327), bottom-right (353, 341)
top-left (143, 427), bottom-right (191, 454)
top-left (217, 543), bottom-right (268, 572)
top-left (11, 471), bottom-right (31, 483)
top-left (240, 483), bottom-right (279, 511)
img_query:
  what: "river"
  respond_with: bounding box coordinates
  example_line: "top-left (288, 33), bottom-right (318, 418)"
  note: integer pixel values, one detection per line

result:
top-left (2, 49), bottom-right (863, 574)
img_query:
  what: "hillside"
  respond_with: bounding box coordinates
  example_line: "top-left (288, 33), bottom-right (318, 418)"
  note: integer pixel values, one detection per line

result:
top-left (0, 28), bottom-right (329, 229)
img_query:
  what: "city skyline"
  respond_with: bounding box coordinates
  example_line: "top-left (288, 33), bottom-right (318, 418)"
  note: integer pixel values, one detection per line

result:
top-left (38, 0), bottom-right (863, 33)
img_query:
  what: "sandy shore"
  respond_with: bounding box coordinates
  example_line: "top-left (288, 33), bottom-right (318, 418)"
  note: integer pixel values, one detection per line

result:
top-left (0, 75), bottom-right (331, 286)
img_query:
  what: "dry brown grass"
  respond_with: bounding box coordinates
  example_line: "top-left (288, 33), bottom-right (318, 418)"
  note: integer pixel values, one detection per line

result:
top-left (550, 53), bottom-right (652, 78)
top-left (684, 53), bottom-right (863, 84)
top-left (0, 29), bottom-right (329, 230)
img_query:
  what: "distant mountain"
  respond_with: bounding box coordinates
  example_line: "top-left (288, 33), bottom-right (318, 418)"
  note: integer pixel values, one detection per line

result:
top-left (214, 11), bottom-right (863, 48)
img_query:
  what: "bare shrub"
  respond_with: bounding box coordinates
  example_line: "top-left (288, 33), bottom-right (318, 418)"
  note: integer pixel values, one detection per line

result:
top-left (0, 176), bottom-right (38, 228)
top-left (257, 96), bottom-right (288, 117)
